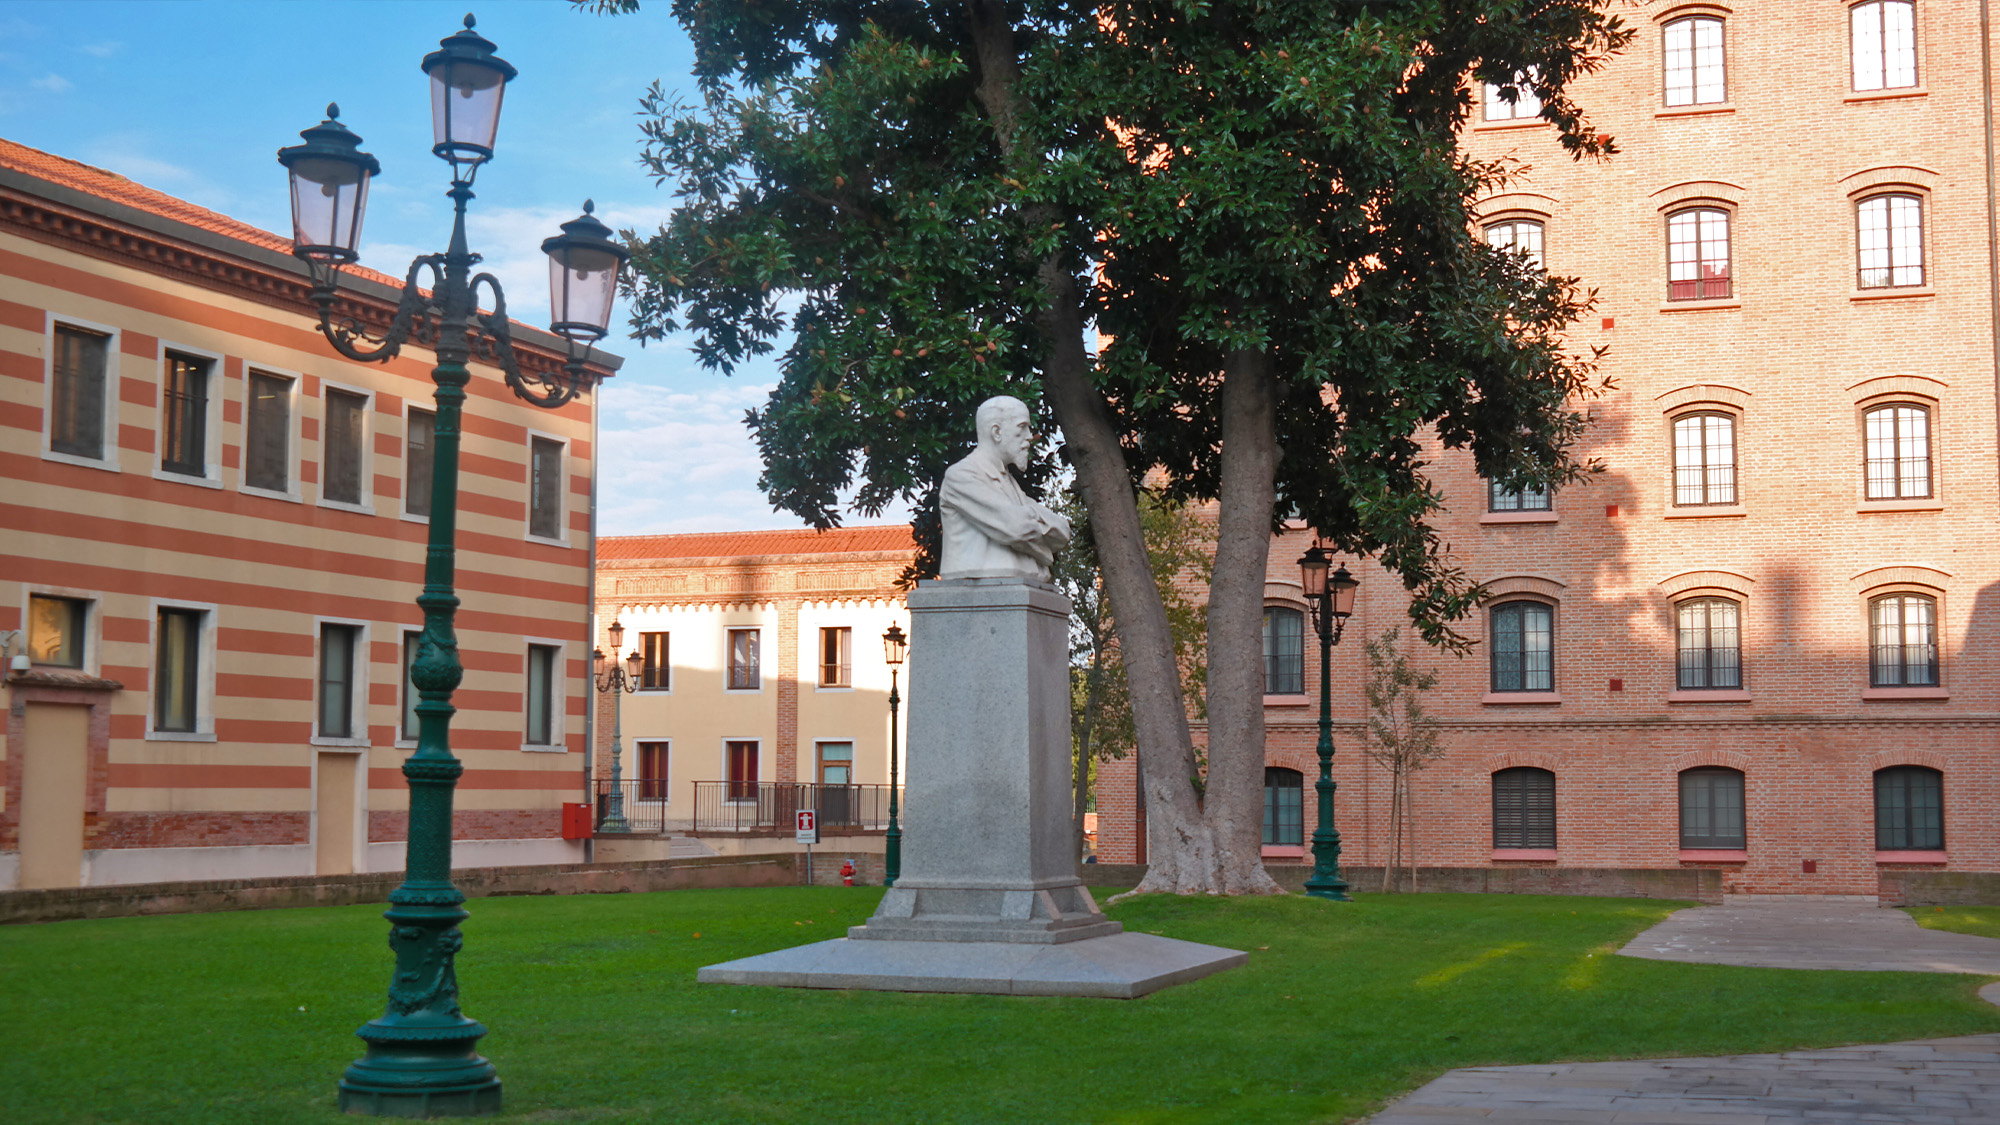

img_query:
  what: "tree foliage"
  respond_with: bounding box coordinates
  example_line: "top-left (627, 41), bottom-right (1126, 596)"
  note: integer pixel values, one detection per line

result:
top-left (594, 0), bottom-right (1630, 893)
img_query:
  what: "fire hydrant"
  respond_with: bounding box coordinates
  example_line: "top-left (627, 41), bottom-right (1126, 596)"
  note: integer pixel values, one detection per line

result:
top-left (840, 858), bottom-right (856, 886)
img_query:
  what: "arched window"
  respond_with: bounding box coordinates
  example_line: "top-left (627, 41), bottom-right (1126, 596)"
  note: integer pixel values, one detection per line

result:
top-left (1489, 601), bottom-right (1554, 692)
top-left (1672, 411), bottom-right (1737, 506)
top-left (1676, 597), bottom-right (1742, 689)
top-left (1484, 219), bottom-right (1545, 269)
top-left (1492, 767), bottom-right (1556, 849)
top-left (1663, 15), bottom-right (1727, 107)
top-left (1869, 593), bottom-right (1939, 686)
top-left (1262, 606), bottom-right (1304, 695)
top-left (1863, 403), bottom-right (1931, 499)
top-left (1874, 766), bottom-right (1943, 850)
top-left (1857, 193), bottom-right (1924, 289)
top-left (1263, 767), bottom-right (1304, 846)
top-left (1851, 1), bottom-right (1918, 92)
top-left (1667, 207), bottom-right (1731, 300)
top-left (1679, 767), bottom-right (1745, 849)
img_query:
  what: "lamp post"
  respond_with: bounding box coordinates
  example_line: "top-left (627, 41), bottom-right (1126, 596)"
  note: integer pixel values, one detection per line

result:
top-left (592, 618), bottom-right (644, 833)
top-left (1297, 544), bottom-right (1359, 902)
top-left (278, 14), bottom-right (628, 1117)
top-left (881, 623), bottom-right (907, 887)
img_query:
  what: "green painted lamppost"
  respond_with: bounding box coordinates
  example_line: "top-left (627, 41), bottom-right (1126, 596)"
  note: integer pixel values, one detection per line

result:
top-left (278, 14), bottom-right (628, 1117)
top-left (881, 623), bottom-right (907, 887)
top-left (591, 617), bottom-right (644, 834)
top-left (1297, 543), bottom-right (1359, 902)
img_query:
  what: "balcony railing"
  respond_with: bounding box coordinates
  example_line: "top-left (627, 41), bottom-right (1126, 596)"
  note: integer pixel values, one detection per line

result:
top-left (691, 781), bottom-right (900, 835)
top-left (594, 779), bottom-right (671, 835)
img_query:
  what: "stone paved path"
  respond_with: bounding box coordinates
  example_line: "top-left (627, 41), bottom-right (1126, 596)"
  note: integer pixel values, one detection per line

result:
top-left (1366, 900), bottom-right (2000, 1123)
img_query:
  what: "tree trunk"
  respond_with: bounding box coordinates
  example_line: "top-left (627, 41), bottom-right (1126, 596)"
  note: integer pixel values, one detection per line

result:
top-left (1407, 783), bottom-right (1419, 894)
top-left (1073, 650), bottom-right (1105, 866)
top-left (1382, 771), bottom-right (1401, 894)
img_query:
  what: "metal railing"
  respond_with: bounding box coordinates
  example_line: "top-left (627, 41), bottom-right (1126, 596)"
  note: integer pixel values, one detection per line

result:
top-left (691, 781), bottom-right (900, 835)
top-left (593, 779), bottom-right (671, 835)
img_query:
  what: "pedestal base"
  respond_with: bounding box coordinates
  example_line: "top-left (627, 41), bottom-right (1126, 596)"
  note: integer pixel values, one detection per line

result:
top-left (696, 931), bottom-right (1246, 998)
top-left (852, 877), bottom-right (1120, 944)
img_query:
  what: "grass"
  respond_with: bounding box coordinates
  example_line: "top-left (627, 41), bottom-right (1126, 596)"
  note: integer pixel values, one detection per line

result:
top-left (4, 889), bottom-right (1998, 1124)
top-left (1908, 904), bottom-right (2000, 940)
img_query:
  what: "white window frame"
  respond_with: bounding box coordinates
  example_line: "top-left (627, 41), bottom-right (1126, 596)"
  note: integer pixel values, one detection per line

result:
top-left (153, 341), bottom-right (225, 487)
top-left (21, 585), bottom-right (104, 677)
top-left (316, 379), bottom-right (377, 514)
top-left (725, 626), bottom-right (763, 693)
top-left (402, 402), bottom-right (436, 525)
top-left (814, 738), bottom-right (858, 786)
top-left (522, 637), bottom-right (568, 752)
top-left (147, 597), bottom-right (219, 742)
top-left (312, 616), bottom-right (372, 747)
top-left (636, 629), bottom-right (671, 693)
top-left (42, 313), bottom-right (121, 473)
top-left (397, 626), bottom-right (423, 749)
top-left (240, 365), bottom-right (304, 502)
top-left (525, 429), bottom-right (569, 546)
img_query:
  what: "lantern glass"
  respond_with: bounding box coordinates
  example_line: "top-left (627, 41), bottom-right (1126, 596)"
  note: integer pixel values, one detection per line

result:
top-left (428, 57), bottom-right (508, 171)
top-left (286, 158), bottom-right (371, 261)
top-left (607, 618), bottom-right (625, 652)
top-left (548, 244), bottom-right (622, 341)
top-left (625, 650), bottom-right (644, 681)
top-left (591, 647), bottom-right (605, 677)
top-left (1329, 565), bottom-right (1359, 618)
top-left (1297, 546), bottom-right (1329, 599)
top-left (882, 625), bottom-right (907, 666)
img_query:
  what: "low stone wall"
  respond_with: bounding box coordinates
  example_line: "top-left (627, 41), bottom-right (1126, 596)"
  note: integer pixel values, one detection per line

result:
top-left (1879, 870), bottom-right (2000, 907)
top-left (1081, 863), bottom-right (1721, 903)
top-left (0, 853), bottom-right (796, 925)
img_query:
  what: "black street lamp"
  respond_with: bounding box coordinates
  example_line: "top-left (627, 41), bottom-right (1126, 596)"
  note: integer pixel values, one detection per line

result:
top-left (279, 14), bottom-right (628, 1118)
top-left (1297, 544), bottom-right (1359, 902)
top-left (881, 623), bottom-right (907, 887)
top-left (592, 618), bottom-right (644, 833)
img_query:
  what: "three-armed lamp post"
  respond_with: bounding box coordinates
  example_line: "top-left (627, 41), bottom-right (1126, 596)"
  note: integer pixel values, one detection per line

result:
top-left (278, 14), bottom-right (628, 1117)
top-left (1297, 544), bottom-right (1359, 902)
top-left (881, 623), bottom-right (907, 886)
top-left (592, 618), bottom-right (644, 834)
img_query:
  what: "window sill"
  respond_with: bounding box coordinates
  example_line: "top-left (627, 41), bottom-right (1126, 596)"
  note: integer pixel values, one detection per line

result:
top-left (815, 685), bottom-right (855, 693)
top-left (310, 735), bottom-right (370, 749)
top-left (1656, 102), bottom-right (1735, 119)
top-left (401, 511), bottom-right (432, 526)
top-left (1679, 849), bottom-right (1747, 863)
top-left (636, 687), bottom-right (672, 695)
top-left (1665, 504), bottom-right (1746, 519)
top-left (1471, 117), bottom-right (1547, 133)
top-left (520, 743), bottom-right (569, 754)
top-left (1858, 498), bottom-right (1942, 513)
top-left (1261, 845), bottom-right (1307, 860)
top-left (146, 730), bottom-right (217, 743)
top-left (524, 532), bottom-right (571, 549)
top-left (1480, 511), bottom-right (1558, 525)
top-left (1850, 286), bottom-right (1934, 303)
top-left (1482, 692), bottom-right (1563, 705)
top-left (1876, 850), bottom-right (1947, 865)
top-left (316, 497), bottom-right (376, 516)
top-left (43, 449), bottom-right (121, 473)
top-left (154, 468), bottom-right (224, 489)
top-left (1862, 686), bottom-right (1949, 701)
top-left (724, 687), bottom-right (764, 695)
top-left (395, 738), bottom-right (418, 751)
top-left (1263, 694), bottom-right (1310, 708)
top-left (1667, 689), bottom-right (1751, 704)
top-left (1845, 86), bottom-right (1927, 104)
top-left (240, 484), bottom-right (303, 504)
top-left (1658, 299), bottom-right (1741, 313)
top-left (1492, 848), bottom-right (1558, 861)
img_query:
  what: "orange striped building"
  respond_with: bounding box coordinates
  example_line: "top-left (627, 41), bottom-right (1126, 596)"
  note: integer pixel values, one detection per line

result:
top-left (0, 138), bottom-right (614, 890)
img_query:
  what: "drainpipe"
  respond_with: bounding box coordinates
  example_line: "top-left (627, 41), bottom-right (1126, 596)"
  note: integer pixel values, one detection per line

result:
top-left (1983, 0), bottom-right (2000, 503)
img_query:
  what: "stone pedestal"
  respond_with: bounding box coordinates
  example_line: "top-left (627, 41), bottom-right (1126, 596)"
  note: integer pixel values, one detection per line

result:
top-left (698, 579), bottom-right (1243, 997)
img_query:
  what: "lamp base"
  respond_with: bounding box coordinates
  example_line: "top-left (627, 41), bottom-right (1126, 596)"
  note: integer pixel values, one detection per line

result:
top-left (338, 1020), bottom-right (501, 1117)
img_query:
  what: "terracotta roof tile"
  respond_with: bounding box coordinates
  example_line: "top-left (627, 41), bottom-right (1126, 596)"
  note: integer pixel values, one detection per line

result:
top-left (599, 525), bottom-right (916, 562)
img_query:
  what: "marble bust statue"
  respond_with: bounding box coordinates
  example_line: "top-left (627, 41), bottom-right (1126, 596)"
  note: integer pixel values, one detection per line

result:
top-left (938, 396), bottom-right (1072, 581)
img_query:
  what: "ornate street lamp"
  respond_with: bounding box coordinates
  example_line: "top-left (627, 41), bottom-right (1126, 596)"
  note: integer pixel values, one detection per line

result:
top-left (1297, 543), bottom-right (1359, 902)
top-left (881, 623), bottom-right (907, 887)
top-left (592, 617), bottom-right (644, 834)
top-left (279, 14), bottom-right (628, 1118)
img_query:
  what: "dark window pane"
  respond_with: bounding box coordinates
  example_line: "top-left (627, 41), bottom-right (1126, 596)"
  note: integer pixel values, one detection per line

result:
top-left (1263, 767), bottom-right (1304, 846)
top-left (319, 624), bottom-right (358, 738)
top-left (1679, 768), bottom-right (1745, 849)
top-left (324, 389), bottom-right (366, 504)
top-left (1676, 597), bottom-right (1742, 690)
top-left (728, 629), bottom-right (760, 690)
top-left (820, 627), bottom-right (851, 687)
top-left (1493, 767), bottom-right (1556, 849)
top-left (525, 644), bottom-right (557, 744)
top-left (401, 630), bottom-right (422, 740)
top-left (1489, 601), bottom-right (1554, 692)
top-left (1870, 594), bottom-right (1939, 686)
top-left (246, 371), bottom-right (292, 492)
top-left (1875, 766), bottom-right (1943, 850)
top-left (1263, 607), bottom-right (1304, 694)
top-left (406, 408), bottom-right (435, 517)
top-left (637, 741), bottom-right (670, 800)
top-left (530, 436), bottom-right (563, 538)
top-left (51, 324), bottom-right (108, 459)
top-left (162, 352), bottom-right (210, 475)
top-left (640, 632), bottom-right (669, 690)
top-left (28, 594), bottom-right (87, 668)
top-left (1488, 478), bottom-right (1551, 511)
top-left (726, 740), bottom-right (759, 801)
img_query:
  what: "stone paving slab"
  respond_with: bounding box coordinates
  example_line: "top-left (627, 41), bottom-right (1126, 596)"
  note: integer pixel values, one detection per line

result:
top-left (1367, 902), bottom-right (2000, 1123)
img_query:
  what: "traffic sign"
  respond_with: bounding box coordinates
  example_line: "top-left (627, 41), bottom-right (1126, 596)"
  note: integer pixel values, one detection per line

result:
top-left (795, 809), bottom-right (819, 844)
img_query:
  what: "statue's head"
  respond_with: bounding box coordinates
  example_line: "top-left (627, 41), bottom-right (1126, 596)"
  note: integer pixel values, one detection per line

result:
top-left (975, 395), bottom-right (1034, 471)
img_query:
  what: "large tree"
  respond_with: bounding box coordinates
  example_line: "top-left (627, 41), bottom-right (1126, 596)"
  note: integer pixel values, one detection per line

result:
top-left (595, 0), bottom-right (1629, 894)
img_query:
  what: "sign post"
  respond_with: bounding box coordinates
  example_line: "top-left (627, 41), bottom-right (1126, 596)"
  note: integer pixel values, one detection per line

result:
top-left (796, 809), bottom-right (819, 884)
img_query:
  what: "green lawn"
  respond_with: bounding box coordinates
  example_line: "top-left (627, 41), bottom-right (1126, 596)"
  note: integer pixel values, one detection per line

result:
top-left (1908, 904), bottom-right (2000, 940)
top-left (5, 889), bottom-right (1997, 1124)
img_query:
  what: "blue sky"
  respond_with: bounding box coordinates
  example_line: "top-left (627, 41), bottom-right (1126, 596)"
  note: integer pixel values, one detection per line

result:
top-left (0, 0), bottom-right (870, 535)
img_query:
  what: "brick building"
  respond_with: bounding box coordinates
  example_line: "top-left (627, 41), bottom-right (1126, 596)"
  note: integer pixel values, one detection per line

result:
top-left (1098, 1), bottom-right (2000, 895)
top-left (592, 527), bottom-right (912, 844)
top-left (0, 137), bottom-right (612, 889)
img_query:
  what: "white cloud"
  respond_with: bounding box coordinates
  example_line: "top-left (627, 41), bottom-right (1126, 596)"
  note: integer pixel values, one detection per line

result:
top-left (79, 41), bottom-right (121, 60)
top-left (28, 73), bottom-right (70, 94)
top-left (595, 377), bottom-right (801, 535)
